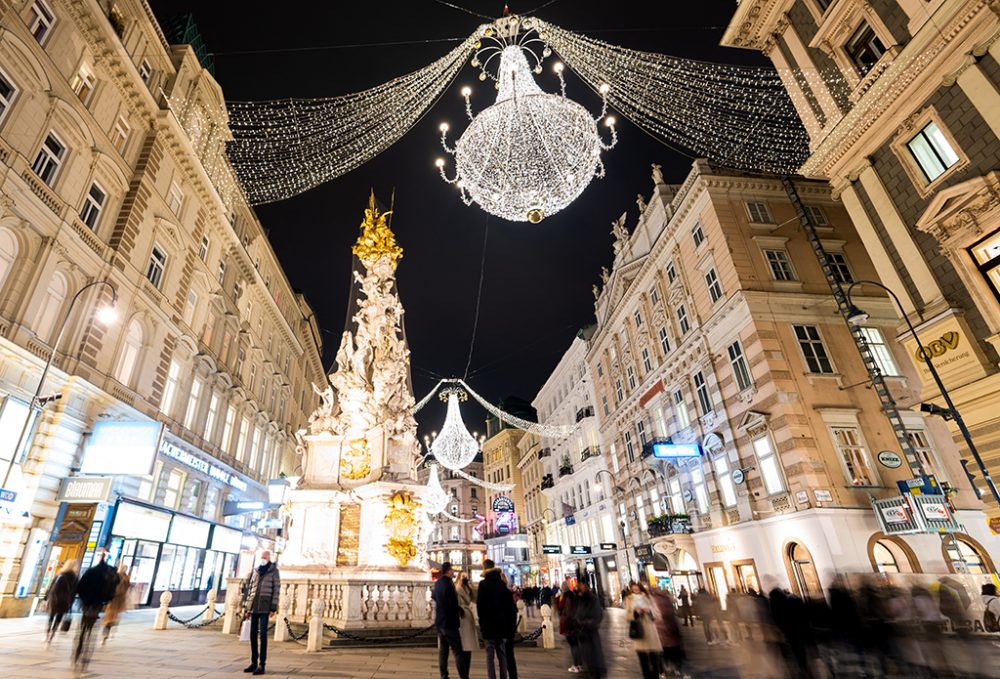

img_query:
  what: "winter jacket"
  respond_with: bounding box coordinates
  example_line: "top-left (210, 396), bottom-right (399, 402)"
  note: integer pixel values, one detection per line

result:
top-left (46, 571), bottom-right (78, 614)
top-left (573, 590), bottom-right (604, 634)
top-left (432, 575), bottom-right (462, 631)
top-left (76, 562), bottom-right (118, 608)
top-left (242, 562), bottom-right (281, 614)
top-left (103, 572), bottom-right (131, 626)
top-left (625, 593), bottom-right (662, 652)
top-left (476, 568), bottom-right (517, 640)
top-left (557, 590), bottom-right (576, 636)
top-left (651, 589), bottom-right (683, 648)
top-left (457, 582), bottom-right (478, 650)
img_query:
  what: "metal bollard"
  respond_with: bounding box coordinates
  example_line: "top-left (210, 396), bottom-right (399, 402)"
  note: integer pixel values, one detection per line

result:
top-left (204, 589), bottom-right (218, 623)
top-left (273, 597), bottom-right (289, 642)
top-left (154, 591), bottom-right (172, 630)
top-left (306, 599), bottom-right (324, 652)
top-left (540, 603), bottom-right (555, 649)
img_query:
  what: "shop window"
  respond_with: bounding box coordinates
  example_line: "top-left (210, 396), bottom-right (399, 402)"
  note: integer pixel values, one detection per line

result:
top-left (163, 469), bottom-right (185, 509)
top-left (858, 327), bottom-right (898, 376)
top-left (906, 121), bottom-right (959, 183)
top-left (0, 69), bottom-right (17, 124)
top-left (786, 542), bottom-right (822, 598)
top-left (950, 537), bottom-right (989, 574)
top-left (845, 22), bottom-right (886, 74)
top-left (115, 320), bottom-right (143, 386)
top-left (794, 325), bottom-right (834, 374)
top-left (872, 540), bottom-right (900, 574)
top-left (970, 230), bottom-right (1000, 304)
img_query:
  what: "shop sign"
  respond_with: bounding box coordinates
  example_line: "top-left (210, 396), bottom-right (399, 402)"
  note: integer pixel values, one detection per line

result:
top-left (161, 440), bottom-right (249, 492)
top-left (813, 489), bottom-right (833, 503)
top-left (633, 544), bottom-right (653, 560)
top-left (542, 544), bottom-right (562, 554)
top-left (877, 451), bottom-right (903, 469)
top-left (711, 543), bottom-right (736, 554)
top-left (0, 488), bottom-right (16, 504)
top-left (794, 491), bottom-right (809, 504)
top-left (80, 421), bottom-right (162, 476)
top-left (503, 554), bottom-right (515, 562)
top-left (919, 501), bottom-right (949, 522)
top-left (210, 525), bottom-right (243, 553)
top-left (651, 442), bottom-right (701, 459)
top-left (492, 496), bottom-right (514, 512)
top-left (881, 505), bottom-right (909, 525)
top-left (112, 502), bottom-right (171, 542)
top-left (989, 516), bottom-right (1000, 536)
top-left (58, 476), bottom-right (114, 503)
top-left (569, 545), bottom-right (592, 555)
top-left (599, 542), bottom-right (617, 551)
top-left (168, 514), bottom-right (211, 548)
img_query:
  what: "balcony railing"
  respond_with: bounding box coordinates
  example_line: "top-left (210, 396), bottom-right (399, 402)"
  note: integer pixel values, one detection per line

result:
top-left (538, 448), bottom-right (552, 459)
top-left (580, 446), bottom-right (600, 462)
top-left (558, 465), bottom-right (574, 477)
top-left (575, 406), bottom-right (595, 423)
top-left (646, 513), bottom-right (692, 537)
top-left (541, 474), bottom-right (554, 490)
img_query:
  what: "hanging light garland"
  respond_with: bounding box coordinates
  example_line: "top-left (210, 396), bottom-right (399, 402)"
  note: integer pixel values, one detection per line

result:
top-left (458, 379), bottom-right (575, 438)
top-left (436, 16), bottom-right (616, 223)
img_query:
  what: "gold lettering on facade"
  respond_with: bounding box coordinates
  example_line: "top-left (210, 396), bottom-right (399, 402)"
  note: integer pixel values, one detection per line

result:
top-left (336, 503), bottom-right (360, 567)
top-left (914, 331), bottom-right (960, 360)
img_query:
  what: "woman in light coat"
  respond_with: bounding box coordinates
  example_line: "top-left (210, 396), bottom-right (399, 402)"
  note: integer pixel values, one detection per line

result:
top-left (624, 582), bottom-right (662, 679)
top-left (102, 563), bottom-right (131, 644)
top-left (457, 572), bottom-right (479, 652)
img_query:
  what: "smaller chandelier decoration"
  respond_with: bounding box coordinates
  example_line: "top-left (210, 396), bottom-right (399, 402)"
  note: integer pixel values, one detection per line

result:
top-left (430, 387), bottom-right (481, 471)
top-left (423, 463), bottom-right (451, 516)
top-left (436, 16), bottom-right (617, 223)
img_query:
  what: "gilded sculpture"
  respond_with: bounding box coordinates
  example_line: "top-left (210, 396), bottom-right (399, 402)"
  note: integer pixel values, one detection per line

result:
top-left (340, 438), bottom-right (372, 481)
top-left (383, 491), bottom-right (419, 566)
top-left (352, 190), bottom-right (403, 270)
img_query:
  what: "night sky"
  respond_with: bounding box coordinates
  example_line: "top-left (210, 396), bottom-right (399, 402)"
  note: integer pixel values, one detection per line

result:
top-left (147, 1), bottom-right (768, 437)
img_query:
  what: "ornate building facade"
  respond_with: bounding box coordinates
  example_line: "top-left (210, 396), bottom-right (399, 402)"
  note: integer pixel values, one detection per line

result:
top-left (723, 0), bottom-right (1000, 524)
top-left (586, 159), bottom-right (998, 604)
top-left (418, 456), bottom-right (487, 582)
top-left (0, 0), bottom-right (323, 615)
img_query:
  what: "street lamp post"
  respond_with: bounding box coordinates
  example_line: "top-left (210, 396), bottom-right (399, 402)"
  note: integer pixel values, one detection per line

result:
top-left (845, 280), bottom-right (1000, 506)
top-left (1, 280), bottom-right (117, 492)
top-left (595, 468), bottom-right (633, 585)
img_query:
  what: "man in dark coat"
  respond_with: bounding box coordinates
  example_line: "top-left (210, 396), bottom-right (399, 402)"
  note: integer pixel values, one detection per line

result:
top-left (45, 560), bottom-right (78, 643)
top-left (477, 560), bottom-right (517, 679)
top-left (432, 562), bottom-right (470, 679)
top-left (574, 581), bottom-right (607, 679)
top-left (241, 550), bottom-right (281, 675)
top-left (74, 551), bottom-right (118, 670)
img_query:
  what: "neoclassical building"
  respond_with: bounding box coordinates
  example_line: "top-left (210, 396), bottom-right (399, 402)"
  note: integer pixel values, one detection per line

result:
top-left (0, 0), bottom-right (323, 615)
top-left (586, 159), bottom-right (998, 603)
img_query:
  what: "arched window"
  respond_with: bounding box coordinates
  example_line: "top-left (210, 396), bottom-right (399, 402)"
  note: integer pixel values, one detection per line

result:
top-left (785, 541), bottom-right (822, 598)
top-left (872, 540), bottom-right (899, 573)
top-left (0, 228), bottom-right (18, 293)
top-left (115, 320), bottom-right (143, 385)
top-left (34, 271), bottom-right (67, 342)
top-left (954, 537), bottom-right (987, 574)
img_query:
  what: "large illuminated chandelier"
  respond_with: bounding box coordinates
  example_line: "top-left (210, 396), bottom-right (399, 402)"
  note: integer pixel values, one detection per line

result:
top-left (436, 17), bottom-right (617, 223)
top-left (430, 387), bottom-right (480, 471)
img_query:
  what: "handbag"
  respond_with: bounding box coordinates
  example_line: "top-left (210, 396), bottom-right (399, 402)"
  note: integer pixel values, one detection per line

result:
top-left (239, 619), bottom-right (252, 642)
top-left (60, 616), bottom-right (72, 632)
top-left (628, 617), bottom-right (643, 640)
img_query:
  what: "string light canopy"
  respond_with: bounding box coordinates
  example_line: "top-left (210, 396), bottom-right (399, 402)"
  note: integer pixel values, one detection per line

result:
top-left (429, 387), bottom-right (481, 471)
top-left (226, 15), bottom-right (809, 205)
top-left (436, 16), bottom-right (616, 223)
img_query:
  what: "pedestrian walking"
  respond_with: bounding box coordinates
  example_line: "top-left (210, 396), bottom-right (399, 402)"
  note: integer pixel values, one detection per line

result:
top-left (981, 583), bottom-right (1000, 647)
top-left (573, 581), bottom-right (607, 679)
top-left (477, 559), bottom-right (516, 679)
top-left (44, 560), bottom-right (78, 644)
top-left (677, 585), bottom-right (693, 627)
top-left (240, 550), bottom-right (280, 675)
top-left (557, 581), bottom-right (583, 672)
top-left (73, 551), bottom-right (118, 671)
top-left (651, 585), bottom-right (690, 679)
top-left (456, 572), bottom-right (479, 652)
top-left (693, 587), bottom-right (720, 645)
top-left (625, 582), bottom-right (661, 679)
top-left (101, 563), bottom-right (131, 644)
top-left (432, 562), bottom-right (471, 679)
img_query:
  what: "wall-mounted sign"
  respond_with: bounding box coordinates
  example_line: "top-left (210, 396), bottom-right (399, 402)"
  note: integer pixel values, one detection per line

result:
top-left (599, 542), bottom-right (617, 551)
top-left (161, 440), bottom-right (249, 492)
top-left (492, 496), bottom-right (515, 513)
top-left (80, 421), bottom-right (162, 476)
top-left (168, 515), bottom-right (211, 549)
top-left (881, 505), bottom-right (909, 524)
top-left (112, 502), bottom-right (171, 542)
top-left (913, 331), bottom-right (961, 362)
top-left (877, 451), bottom-right (903, 469)
top-left (682, 489), bottom-right (693, 503)
top-left (210, 525), bottom-right (243, 554)
top-left (651, 442), bottom-right (701, 459)
top-left (795, 491), bottom-right (809, 504)
top-left (731, 469), bottom-right (745, 485)
top-left (919, 501), bottom-right (950, 522)
top-left (58, 476), bottom-right (114, 503)
top-left (633, 544), bottom-right (653, 560)
top-left (813, 489), bottom-right (833, 503)
top-left (542, 544), bottom-right (562, 554)
top-left (569, 545), bottom-right (592, 555)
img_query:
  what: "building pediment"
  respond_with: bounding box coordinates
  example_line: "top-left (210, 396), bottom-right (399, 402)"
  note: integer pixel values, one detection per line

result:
top-left (736, 410), bottom-right (769, 436)
top-left (915, 171), bottom-right (1000, 245)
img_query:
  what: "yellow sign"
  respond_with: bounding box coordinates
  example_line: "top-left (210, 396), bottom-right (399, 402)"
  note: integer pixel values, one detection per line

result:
top-left (913, 331), bottom-right (960, 361)
top-left (711, 543), bottom-right (736, 554)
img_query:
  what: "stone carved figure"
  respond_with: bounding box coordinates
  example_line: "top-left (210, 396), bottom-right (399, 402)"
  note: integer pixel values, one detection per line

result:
top-left (636, 193), bottom-right (647, 213)
top-left (652, 163), bottom-right (664, 185)
top-left (592, 284), bottom-right (600, 301)
top-left (611, 214), bottom-right (629, 255)
top-left (601, 266), bottom-right (610, 284)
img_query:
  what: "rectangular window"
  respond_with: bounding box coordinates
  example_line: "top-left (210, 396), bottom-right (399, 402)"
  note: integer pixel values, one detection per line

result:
top-left (217, 259), bottom-right (226, 285)
top-left (691, 467), bottom-right (709, 513)
top-left (601, 395), bottom-right (609, 416)
top-left (641, 347), bottom-right (652, 373)
top-left (221, 405), bottom-right (236, 453)
top-left (624, 430), bottom-right (635, 463)
top-left (163, 469), bottom-right (185, 509)
top-left (746, 201), bottom-right (772, 224)
top-left (764, 249), bottom-right (795, 281)
top-left (666, 261), bottom-right (677, 283)
top-left (669, 477), bottom-right (683, 514)
top-left (184, 378), bottom-right (202, 429)
top-left (846, 22), bottom-right (886, 74)
top-left (183, 289), bottom-right (197, 325)
top-left (794, 325), bottom-right (834, 374)
top-left (111, 115), bottom-right (130, 153)
top-left (146, 244), bottom-right (167, 289)
top-left (693, 371), bottom-right (713, 415)
top-left (713, 455), bottom-right (737, 507)
top-left (705, 267), bottom-right (723, 303)
top-left (248, 364), bottom-right (257, 393)
top-left (832, 426), bottom-right (878, 486)
top-left (70, 65), bottom-right (96, 105)
top-left (236, 348), bottom-right (246, 377)
top-left (615, 379), bottom-right (623, 403)
top-left (969, 231), bottom-right (1000, 304)
top-left (752, 434), bottom-right (784, 494)
top-left (233, 280), bottom-right (243, 303)
top-left (236, 417), bottom-right (250, 462)
top-left (692, 222), bottom-right (705, 248)
top-left (728, 341), bottom-right (753, 391)
top-left (656, 407), bottom-right (668, 437)
top-left (826, 252), bottom-right (853, 284)
top-left (677, 305), bottom-right (690, 334)
top-left (636, 420), bottom-right (647, 446)
top-left (907, 121), bottom-right (960, 183)
top-left (633, 309), bottom-right (642, 328)
top-left (0, 70), bottom-right (18, 122)
top-left (626, 365), bottom-right (636, 390)
top-left (804, 205), bottom-right (829, 226)
top-left (28, 1), bottom-right (56, 45)
top-left (185, 478), bottom-right (202, 514)
top-left (906, 430), bottom-right (944, 481)
top-left (32, 132), bottom-right (65, 186)
top-left (162, 360), bottom-right (181, 416)
top-left (79, 183), bottom-right (106, 230)
top-left (205, 393), bottom-right (220, 443)
top-left (650, 287), bottom-right (659, 305)
top-left (610, 442), bottom-right (620, 473)
top-left (138, 59), bottom-right (152, 85)
top-left (858, 327), bottom-right (899, 376)
top-left (658, 326), bottom-right (670, 355)
top-left (673, 389), bottom-right (690, 429)
top-left (597, 363), bottom-right (603, 378)
top-left (167, 182), bottom-right (184, 216)
top-left (198, 235), bottom-right (210, 261)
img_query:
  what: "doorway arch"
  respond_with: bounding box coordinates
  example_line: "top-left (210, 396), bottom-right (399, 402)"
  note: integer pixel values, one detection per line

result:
top-left (783, 540), bottom-right (822, 598)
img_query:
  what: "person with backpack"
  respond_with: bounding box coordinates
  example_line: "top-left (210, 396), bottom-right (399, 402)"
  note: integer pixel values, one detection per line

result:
top-left (982, 583), bottom-right (1000, 641)
top-left (73, 551), bottom-right (119, 671)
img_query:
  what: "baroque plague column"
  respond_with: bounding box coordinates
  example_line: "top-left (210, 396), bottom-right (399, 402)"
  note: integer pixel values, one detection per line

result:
top-left (274, 195), bottom-right (430, 629)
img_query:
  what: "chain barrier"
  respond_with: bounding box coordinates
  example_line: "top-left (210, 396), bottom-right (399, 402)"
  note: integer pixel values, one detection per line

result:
top-left (282, 618), bottom-right (309, 645)
top-left (321, 621), bottom-right (437, 643)
top-left (167, 607), bottom-right (224, 628)
top-left (513, 625), bottom-right (545, 644)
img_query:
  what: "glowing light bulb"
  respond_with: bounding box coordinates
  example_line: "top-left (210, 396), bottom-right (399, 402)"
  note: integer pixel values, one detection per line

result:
top-left (435, 158), bottom-right (445, 168)
top-left (96, 306), bottom-right (117, 325)
top-left (461, 86), bottom-right (472, 97)
top-left (439, 122), bottom-right (449, 132)
top-left (599, 83), bottom-right (610, 94)
top-left (553, 62), bottom-right (564, 73)
top-left (605, 116), bottom-right (616, 127)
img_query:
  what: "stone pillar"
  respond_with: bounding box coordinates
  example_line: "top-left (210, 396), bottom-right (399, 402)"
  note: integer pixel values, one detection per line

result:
top-left (516, 600), bottom-right (527, 633)
top-left (540, 604), bottom-right (555, 649)
top-left (307, 598), bottom-right (325, 653)
top-left (154, 591), bottom-right (172, 630)
top-left (222, 582), bottom-right (243, 635)
top-left (204, 588), bottom-right (218, 622)
top-left (273, 596), bottom-right (289, 642)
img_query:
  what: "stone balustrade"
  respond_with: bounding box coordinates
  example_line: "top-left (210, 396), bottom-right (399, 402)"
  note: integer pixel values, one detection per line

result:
top-left (277, 578), bottom-right (433, 629)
